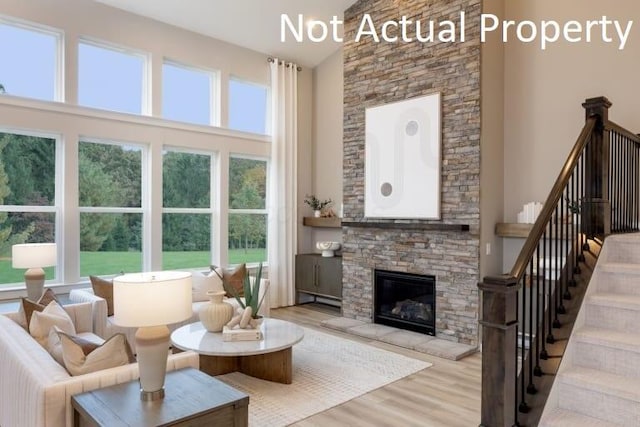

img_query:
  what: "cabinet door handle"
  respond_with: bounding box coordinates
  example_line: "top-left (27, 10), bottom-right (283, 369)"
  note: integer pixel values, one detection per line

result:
top-left (314, 264), bottom-right (319, 287)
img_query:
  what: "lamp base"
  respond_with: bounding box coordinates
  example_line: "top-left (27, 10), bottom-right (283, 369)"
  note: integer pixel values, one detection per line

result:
top-left (141, 388), bottom-right (165, 401)
top-left (135, 325), bottom-right (170, 401)
top-left (24, 268), bottom-right (45, 301)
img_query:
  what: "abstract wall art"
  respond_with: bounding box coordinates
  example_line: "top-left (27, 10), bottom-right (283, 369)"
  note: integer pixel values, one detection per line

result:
top-left (365, 93), bottom-right (441, 219)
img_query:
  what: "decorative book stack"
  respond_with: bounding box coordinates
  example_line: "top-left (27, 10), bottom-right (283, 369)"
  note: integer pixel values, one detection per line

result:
top-left (222, 326), bottom-right (263, 342)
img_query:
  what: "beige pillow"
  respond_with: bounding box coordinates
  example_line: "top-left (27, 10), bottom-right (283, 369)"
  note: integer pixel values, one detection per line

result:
top-left (48, 326), bottom-right (105, 366)
top-left (90, 276), bottom-right (114, 316)
top-left (29, 301), bottom-right (76, 347)
top-left (59, 332), bottom-right (134, 376)
top-left (192, 268), bottom-right (224, 302)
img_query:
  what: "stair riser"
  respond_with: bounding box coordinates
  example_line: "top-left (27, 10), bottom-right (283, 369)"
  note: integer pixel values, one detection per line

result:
top-left (574, 341), bottom-right (640, 378)
top-left (597, 271), bottom-right (640, 295)
top-left (585, 304), bottom-right (640, 331)
top-left (605, 243), bottom-right (640, 264)
top-left (558, 382), bottom-right (640, 425)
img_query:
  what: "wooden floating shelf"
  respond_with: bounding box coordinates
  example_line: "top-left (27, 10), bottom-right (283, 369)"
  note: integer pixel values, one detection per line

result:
top-left (303, 217), bottom-right (342, 228)
top-left (495, 223), bottom-right (533, 238)
top-left (342, 221), bottom-right (470, 232)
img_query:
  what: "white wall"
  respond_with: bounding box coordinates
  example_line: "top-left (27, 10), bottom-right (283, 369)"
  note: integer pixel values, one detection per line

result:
top-left (504, 0), bottom-right (640, 221)
top-left (480, 0), bottom-right (505, 278)
top-left (302, 48), bottom-right (344, 254)
top-left (500, 0), bottom-right (640, 272)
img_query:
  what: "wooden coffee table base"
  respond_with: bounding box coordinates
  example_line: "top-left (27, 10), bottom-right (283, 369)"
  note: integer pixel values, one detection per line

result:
top-left (200, 347), bottom-right (293, 384)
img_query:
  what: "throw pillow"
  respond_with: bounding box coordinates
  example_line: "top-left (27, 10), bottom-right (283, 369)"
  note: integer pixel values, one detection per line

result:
top-left (192, 268), bottom-right (224, 302)
top-left (223, 264), bottom-right (247, 297)
top-left (18, 288), bottom-right (61, 329)
top-left (48, 325), bottom-right (107, 366)
top-left (58, 331), bottom-right (135, 376)
top-left (20, 298), bottom-right (45, 330)
top-left (90, 275), bottom-right (114, 316)
top-left (29, 301), bottom-right (76, 347)
top-left (38, 288), bottom-right (59, 306)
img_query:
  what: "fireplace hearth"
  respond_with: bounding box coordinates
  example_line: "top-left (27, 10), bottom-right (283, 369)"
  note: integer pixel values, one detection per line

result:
top-left (374, 270), bottom-right (436, 336)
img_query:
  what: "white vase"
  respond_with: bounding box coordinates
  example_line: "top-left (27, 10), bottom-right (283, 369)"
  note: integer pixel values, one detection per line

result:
top-left (199, 290), bottom-right (234, 332)
top-left (314, 210), bottom-right (321, 217)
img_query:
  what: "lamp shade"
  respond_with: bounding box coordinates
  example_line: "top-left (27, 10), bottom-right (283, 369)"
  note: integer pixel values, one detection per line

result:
top-left (12, 243), bottom-right (57, 269)
top-left (113, 271), bottom-right (192, 327)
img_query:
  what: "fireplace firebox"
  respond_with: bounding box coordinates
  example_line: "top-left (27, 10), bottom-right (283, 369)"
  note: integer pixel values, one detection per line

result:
top-left (374, 270), bottom-right (435, 336)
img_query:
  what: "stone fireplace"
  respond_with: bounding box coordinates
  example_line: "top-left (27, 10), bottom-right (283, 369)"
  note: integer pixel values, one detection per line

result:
top-left (341, 0), bottom-right (481, 347)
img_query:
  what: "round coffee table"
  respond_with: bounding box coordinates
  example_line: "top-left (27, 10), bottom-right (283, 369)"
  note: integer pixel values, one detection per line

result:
top-left (171, 318), bottom-right (304, 384)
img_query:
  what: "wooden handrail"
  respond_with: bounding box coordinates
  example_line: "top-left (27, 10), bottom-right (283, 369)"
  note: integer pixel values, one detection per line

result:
top-left (606, 120), bottom-right (640, 144)
top-left (509, 117), bottom-right (597, 280)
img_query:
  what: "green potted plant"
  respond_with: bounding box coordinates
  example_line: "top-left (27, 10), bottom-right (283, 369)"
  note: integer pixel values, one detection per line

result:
top-left (217, 263), bottom-right (268, 328)
top-left (304, 194), bottom-right (332, 217)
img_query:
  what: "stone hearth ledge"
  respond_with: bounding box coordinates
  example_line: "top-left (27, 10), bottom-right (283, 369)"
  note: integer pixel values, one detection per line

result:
top-left (321, 317), bottom-right (477, 361)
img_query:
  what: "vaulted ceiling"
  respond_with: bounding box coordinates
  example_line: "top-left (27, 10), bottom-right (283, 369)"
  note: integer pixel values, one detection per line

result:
top-left (95, 0), bottom-right (357, 68)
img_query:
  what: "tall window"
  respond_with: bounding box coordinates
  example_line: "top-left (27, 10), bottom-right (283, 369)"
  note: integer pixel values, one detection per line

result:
top-left (0, 131), bottom-right (57, 286)
top-left (0, 21), bottom-right (60, 101)
top-left (229, 157), bottom-right (267, 264)
top-left (78, 41), bottom-right (147, 114)
top-left (162, 61), bottom-right (217, 126)
top-left (78, 140), bottom-right (143, 277)
top-left (228, 79), bottom-right (269, 134)
top-left (162, 149), bottom-right (214, 269)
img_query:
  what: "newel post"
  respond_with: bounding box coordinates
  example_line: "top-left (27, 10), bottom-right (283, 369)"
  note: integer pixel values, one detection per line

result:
top-left (582, 96), bottom-right (612, 239)
top-left (479, 275), bottom-right (520, 427)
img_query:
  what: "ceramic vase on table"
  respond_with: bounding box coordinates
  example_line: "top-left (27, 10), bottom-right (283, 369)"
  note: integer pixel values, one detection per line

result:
top-left (199, 290), bottom-right (234, 332)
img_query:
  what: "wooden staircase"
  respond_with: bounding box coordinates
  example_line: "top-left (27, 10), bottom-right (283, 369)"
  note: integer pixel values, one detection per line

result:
top-left (540, 233), bottom-right (640, 426)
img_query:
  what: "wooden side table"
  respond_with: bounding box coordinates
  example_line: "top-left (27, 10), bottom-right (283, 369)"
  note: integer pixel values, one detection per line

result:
top-left (71, 368), bottom-right (248, 427)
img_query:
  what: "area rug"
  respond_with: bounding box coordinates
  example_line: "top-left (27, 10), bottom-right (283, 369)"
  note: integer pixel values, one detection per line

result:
top-left (217, 327), bottom-right (432, 426)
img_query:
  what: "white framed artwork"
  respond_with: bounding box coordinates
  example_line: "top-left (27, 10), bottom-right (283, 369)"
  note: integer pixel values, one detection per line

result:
top-left (365, 93), bottom-right (441, 219)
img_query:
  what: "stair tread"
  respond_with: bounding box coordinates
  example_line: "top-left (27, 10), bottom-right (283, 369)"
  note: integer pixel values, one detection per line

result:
top-left (587, 292), bottom-right (640, 310)
top-left (541, 408), bottom-right (620, 427)
top-left (560, 366), bottom-right (640, 403)
top-left (576, 326), bottom-right (640, 352)
top-left (601, 262), bottom-right (640, 274)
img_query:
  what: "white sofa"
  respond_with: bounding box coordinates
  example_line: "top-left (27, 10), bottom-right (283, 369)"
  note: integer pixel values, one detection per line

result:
top-left (70, 278), bottom-right (270, 352)
top-left (0, 302), bottom-right (199, 427)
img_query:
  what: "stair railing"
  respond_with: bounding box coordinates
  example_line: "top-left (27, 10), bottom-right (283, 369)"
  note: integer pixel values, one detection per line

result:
top-left (478, 97), bottom-right (640, 427)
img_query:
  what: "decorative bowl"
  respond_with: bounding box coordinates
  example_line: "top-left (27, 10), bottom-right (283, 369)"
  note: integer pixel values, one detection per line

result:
top-left (316, 241), bottom-right (341, 257)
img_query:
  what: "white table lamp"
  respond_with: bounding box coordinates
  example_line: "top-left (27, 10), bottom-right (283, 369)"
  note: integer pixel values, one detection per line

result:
top-left (113, 271), bottom-right (192, 401)
top-left (12, 243), bottom-right (57, 301)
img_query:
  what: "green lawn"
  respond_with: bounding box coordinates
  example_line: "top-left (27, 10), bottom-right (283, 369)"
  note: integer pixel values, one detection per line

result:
top-left (0, 249), bottom-right (266, 287)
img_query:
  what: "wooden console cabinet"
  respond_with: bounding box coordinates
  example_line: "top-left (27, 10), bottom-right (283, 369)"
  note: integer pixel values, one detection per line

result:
top-left (295, 254), bottom-right (342, 302)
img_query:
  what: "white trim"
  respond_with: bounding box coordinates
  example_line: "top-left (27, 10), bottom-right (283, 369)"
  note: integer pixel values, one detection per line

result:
top-left (161, 207), bottom-right (213, 214)
top-left (0, 94), bottom-right (271, 143)
top-left (161, 59), bottom-right (221, 127)
top-left (0, 15), bottom-right (64, 103)
top-left (228, 76), bottom-right (271, 136)
top-left (77, 37), bottom-right (151, 116)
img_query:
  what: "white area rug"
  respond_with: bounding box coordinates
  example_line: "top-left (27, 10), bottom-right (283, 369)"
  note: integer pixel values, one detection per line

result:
top-left (217, 327), bottom-right (432, 426)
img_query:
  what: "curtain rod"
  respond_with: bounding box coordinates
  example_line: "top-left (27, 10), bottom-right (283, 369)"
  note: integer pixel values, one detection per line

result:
top-left (268, 57), bottom-right (302, 71)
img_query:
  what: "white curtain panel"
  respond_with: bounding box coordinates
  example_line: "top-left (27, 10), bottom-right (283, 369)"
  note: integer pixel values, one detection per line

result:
top-left (268, 59), bottom-right (298, 308)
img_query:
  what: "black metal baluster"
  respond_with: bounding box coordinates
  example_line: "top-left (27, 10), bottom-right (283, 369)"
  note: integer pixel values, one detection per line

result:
top-left (564, 186), bottom-right (573, 297)
top-left (570, 173), bottom-right (578, 284)
top-left (534, 244), bottom-right (543, 375)
top-left (541, 228), bottom-right (550, 355)
top-left (554, 204), bottom-right (562, 326)
top-left (527, 260), bottom-right (538, 393)
top-left (519, 275), bottom-right (530, 414)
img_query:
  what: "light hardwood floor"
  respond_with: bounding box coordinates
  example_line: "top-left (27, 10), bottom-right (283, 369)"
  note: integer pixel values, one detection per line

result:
top-left (270, 304), bottom-right (481, 427)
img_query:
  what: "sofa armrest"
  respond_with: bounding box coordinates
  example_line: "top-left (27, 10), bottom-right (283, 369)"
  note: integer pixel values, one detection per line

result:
top-left (69, 289), bottom-right (108, 338)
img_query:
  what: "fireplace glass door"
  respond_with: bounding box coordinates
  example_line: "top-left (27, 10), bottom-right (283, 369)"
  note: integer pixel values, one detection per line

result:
top-left (374, 270), bottom-right (435, 335)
